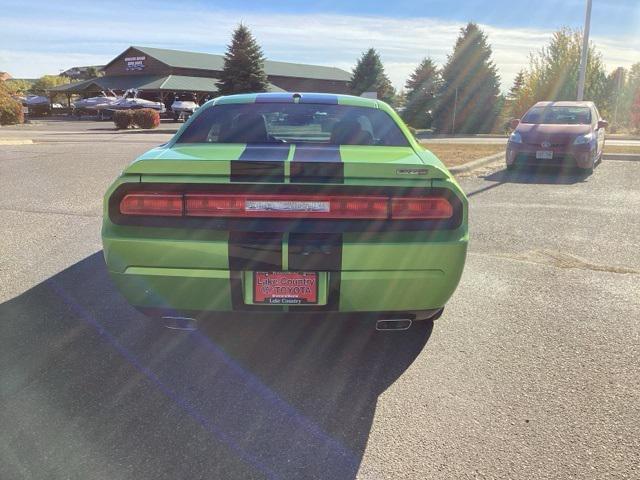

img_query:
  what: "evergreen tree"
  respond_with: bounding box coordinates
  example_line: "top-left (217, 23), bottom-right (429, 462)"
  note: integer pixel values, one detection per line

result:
top-left (507, 70), bottom-right (525, 101)
top-left (495, 71), bottom-right (527, 133)
top-left (434, 23), bottom-right (501, 134)
top-left (217, 24), bottom-right (269, 95)
top-left (631, 87), bottom-right (640, 133)
top-left (349, 48), bottom-right (395, 103)
top-left (402, 58), bottom-right (440, 129)
top-left (506, 69), bottom-right (532, 119)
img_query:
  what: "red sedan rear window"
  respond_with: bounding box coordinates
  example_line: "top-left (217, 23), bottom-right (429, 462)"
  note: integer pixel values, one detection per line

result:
top-left (522, 106), bottom-right (592, 125)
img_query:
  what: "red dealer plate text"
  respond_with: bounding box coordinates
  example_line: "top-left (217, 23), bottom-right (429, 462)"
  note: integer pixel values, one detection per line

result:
top-left (253, 272), bottom-right (318, 305)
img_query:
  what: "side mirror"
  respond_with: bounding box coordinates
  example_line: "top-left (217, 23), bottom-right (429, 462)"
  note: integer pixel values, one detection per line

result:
top-left (509, 118), bottom-right (520, 130)
top-left (597, 119), bottom-right (608, 129)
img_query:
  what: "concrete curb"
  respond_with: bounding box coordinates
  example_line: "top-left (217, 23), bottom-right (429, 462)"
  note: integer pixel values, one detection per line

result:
top-left (0, 139), bottom-right (34, 146)
top-left (448, 152), bottom-right (504, 175)
top-left (603, 153), bottom-right (640, 161)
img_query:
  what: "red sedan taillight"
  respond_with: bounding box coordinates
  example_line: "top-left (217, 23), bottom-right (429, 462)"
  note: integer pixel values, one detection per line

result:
top-left (119, 192), bottom-right (454, 220)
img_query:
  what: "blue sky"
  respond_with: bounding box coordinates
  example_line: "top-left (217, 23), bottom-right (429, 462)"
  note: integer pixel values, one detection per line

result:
top-left (1, 0), bottom-right (638, 89)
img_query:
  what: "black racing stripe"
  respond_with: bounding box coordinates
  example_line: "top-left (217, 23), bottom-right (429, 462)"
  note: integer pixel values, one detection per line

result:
top-left (231, 144), bottom-right (289, 182)
top-left (238, 144), bottom-right (291, 161)
top-left (228, 232), bottom-right (283, 271)
top-left (292, 144), bottom-right (341, 162)
top-left (255, 93), bottom-right (294, 103)
top-left (228, 232), bottom-right (285, 311)
top-left (291, 144), bottom-right (343, 184)
top-left (288, 234), bottom-right (342, 271)
top-left (289, 233), bottom-right (342, 312)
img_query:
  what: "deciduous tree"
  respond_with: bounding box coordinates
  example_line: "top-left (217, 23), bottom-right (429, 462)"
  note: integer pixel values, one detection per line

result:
top-left (0, 81), bottom-right (23, 125)
top-left (31, 75), bottom-right (70, 103)
top-left (516, 28), bottom-right (607, 109)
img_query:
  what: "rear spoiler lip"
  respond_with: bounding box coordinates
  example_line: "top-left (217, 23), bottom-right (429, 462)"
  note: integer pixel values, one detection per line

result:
top-left (123, 160), bottom-right (450, 180)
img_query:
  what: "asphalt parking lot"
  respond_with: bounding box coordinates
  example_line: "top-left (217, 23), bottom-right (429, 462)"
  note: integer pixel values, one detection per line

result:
top-left (1, 125), bottom-right (639, 479)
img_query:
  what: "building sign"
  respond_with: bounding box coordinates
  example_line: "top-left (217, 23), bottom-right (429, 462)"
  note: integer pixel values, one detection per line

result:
top-left (125, 56), bottom-right (146, 71)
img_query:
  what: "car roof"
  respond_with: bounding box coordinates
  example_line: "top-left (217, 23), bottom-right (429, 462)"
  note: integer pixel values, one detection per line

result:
top-left (532, 101), bottom-right (594, 108)
top-left (213, 92), bottom-right (381, 108)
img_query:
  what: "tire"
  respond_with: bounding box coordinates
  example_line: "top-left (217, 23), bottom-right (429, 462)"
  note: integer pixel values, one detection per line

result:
top-left (506, 163), bottom-right (515, 171)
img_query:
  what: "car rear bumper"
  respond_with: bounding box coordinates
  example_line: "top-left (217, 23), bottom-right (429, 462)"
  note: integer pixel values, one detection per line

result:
top-left (134, 306), bottom-right (444, 322)
top-left (105, 238), bottom-right (467, 314)
top-left (506, 144), bottom-right (595, 169)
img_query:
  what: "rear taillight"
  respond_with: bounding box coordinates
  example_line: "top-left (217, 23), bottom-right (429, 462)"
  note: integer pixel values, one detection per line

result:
top-left (185, 194), bottom-right (388, 219)
top-left (391, 197), bottom-right (454, 219)
top-left (120, 193), bottom-right (183, 216)
top-left (119, 192), bottom-right (453, 220)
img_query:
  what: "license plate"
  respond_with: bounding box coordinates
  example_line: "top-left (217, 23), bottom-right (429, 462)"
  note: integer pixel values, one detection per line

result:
top-left (536, 150), bottom-right (553, 159)
top-left (254, 272), bottom-right (318, 305)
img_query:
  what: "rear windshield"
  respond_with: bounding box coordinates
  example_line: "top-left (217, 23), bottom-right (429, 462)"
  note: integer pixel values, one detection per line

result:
top-left (521, 106), bottom-right (592, 125)
top-left (175, 103), bottom-right (409, 146)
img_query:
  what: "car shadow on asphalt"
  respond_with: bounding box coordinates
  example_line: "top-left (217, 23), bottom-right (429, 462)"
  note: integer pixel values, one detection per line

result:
top-left (86, 128), bottom-right (179, 134)
top-left (483, 166), bottom-right (591, 186)
top-left (1, 252), bottom-right (432, 480)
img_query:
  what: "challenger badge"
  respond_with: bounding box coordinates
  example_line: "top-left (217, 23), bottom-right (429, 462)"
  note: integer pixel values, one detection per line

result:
top-left (396, 168), bottom-right (429, 175)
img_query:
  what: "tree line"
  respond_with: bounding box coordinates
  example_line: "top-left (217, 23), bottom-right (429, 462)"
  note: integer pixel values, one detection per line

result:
top-left (349, 24), bottom-right (639, 134)
top-left (3, 23), bottom-right (639, 132)
top-left (214, 23), bottom-right (639, 134)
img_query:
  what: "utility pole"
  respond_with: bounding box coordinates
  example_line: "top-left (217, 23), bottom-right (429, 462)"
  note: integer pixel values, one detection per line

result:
top-left (452, 87), bottom-right (458, 135)
top-left (613, 67), bottom-right (624, 128)
top-left (577, 0), bottom-right (592, 101)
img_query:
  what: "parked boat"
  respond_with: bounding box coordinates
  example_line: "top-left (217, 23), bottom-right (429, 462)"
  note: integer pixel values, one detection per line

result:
top-left (20, 95), bottom-right (52, 115)
top-left (22, 95), bottom-right (50, 107)
top-left (101, 89), bottom-right (165, 113)
top-left (170, 93), bottom-right (199, 121)
top-left (73, 91), bottom-right (119, 111)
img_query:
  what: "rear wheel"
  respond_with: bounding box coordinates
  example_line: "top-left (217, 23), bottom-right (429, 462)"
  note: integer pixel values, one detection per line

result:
top-left (577, 161), bottom-right (594, 175)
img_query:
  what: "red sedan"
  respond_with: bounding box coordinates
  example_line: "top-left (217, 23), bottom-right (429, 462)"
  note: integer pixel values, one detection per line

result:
top-left (506, 101), bottom-right (607, 173)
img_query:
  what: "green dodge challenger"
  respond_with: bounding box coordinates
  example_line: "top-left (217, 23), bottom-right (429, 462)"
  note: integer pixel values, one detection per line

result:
top-left (102, 92), bottom-right (468, 330)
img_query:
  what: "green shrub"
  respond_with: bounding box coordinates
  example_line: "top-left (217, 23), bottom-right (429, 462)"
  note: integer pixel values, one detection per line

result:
top-left (133, 108), bottom-right (160, 129)
top-left (113, 109), bottom-right (134, 129)
top-left (0, 89), bottom-right (24, 125)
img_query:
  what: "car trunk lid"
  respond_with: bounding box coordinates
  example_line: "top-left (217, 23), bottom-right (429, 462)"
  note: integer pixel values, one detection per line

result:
top-left (123, 144), bottom-right (451, 182)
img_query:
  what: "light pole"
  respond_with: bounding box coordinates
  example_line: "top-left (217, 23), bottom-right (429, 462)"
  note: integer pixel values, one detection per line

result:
top-left (577, 0), bottom-right (592, 101)
top-left (613, 67), bottom-right (624, 128)
top-left (451, 87), bottom-right (458, 135)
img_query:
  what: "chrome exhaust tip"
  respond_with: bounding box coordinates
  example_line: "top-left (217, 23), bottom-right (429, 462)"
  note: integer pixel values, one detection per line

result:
top-left (375, 319), bottom-right (412, 331)
top-left (161, 316), bottom-right (197, 331)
